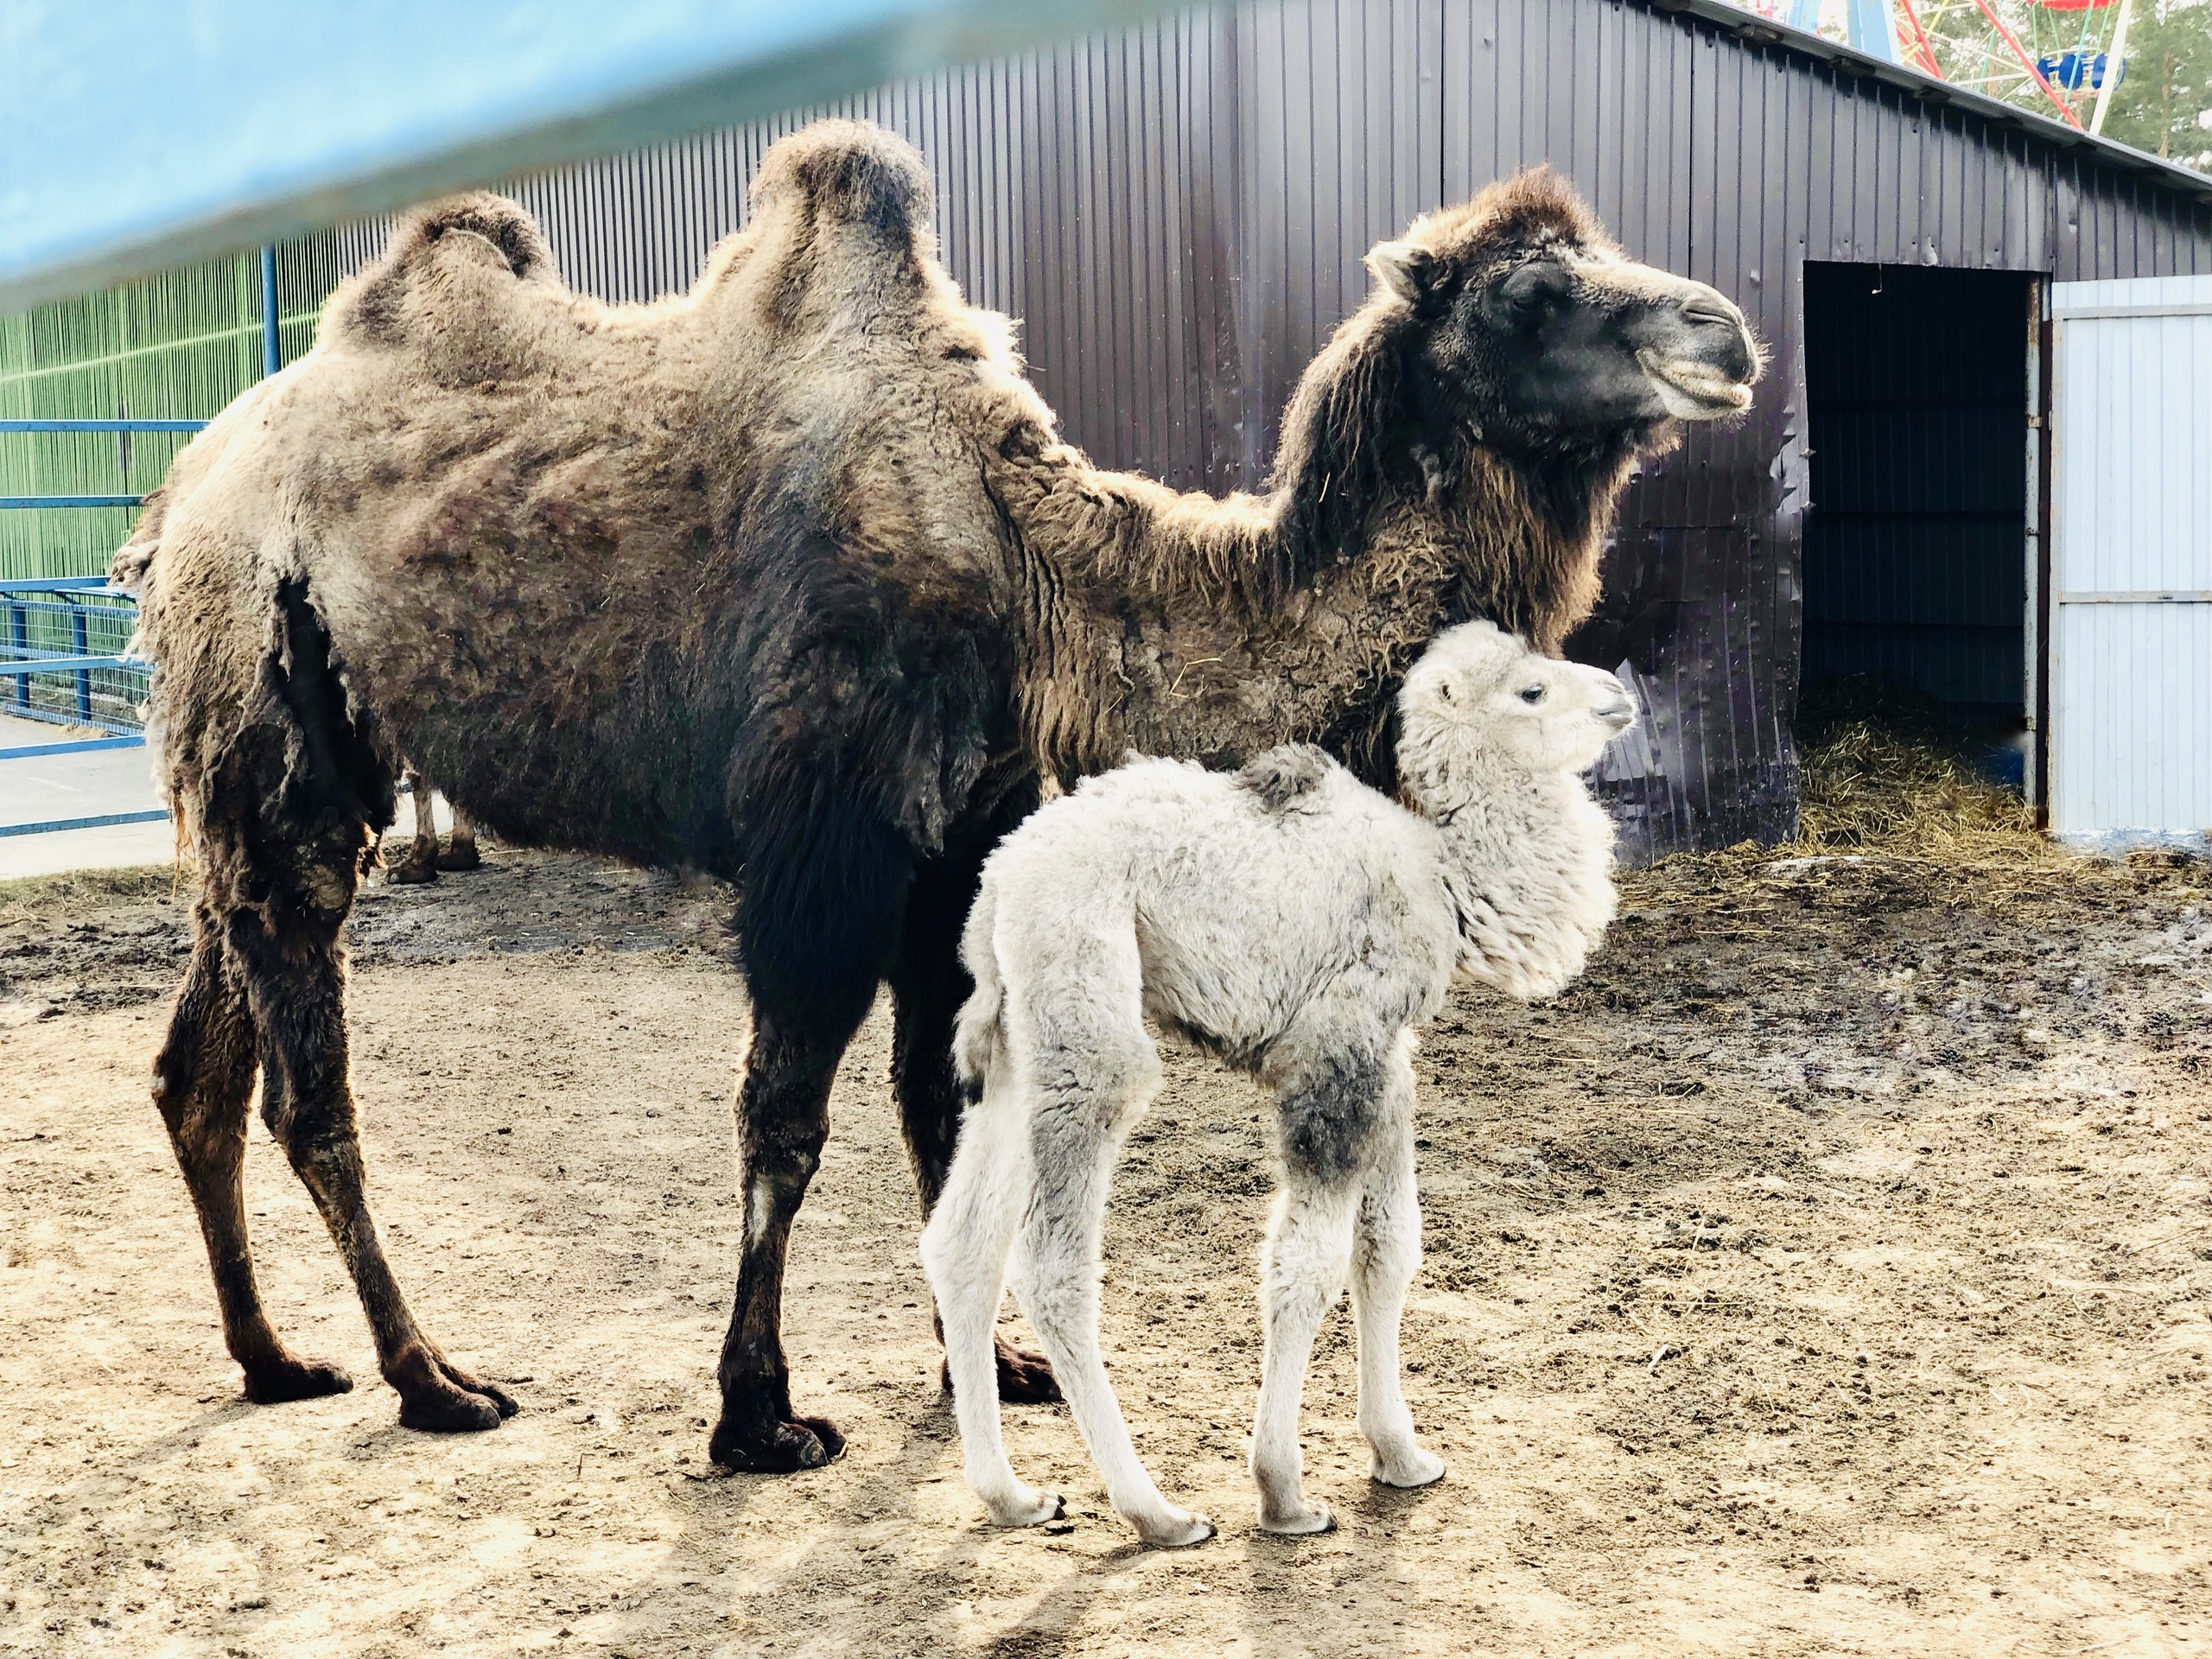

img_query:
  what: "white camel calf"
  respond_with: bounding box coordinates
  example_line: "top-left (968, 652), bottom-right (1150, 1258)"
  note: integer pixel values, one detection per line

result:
top-left (920, 620), bottom-right (1632, 1547)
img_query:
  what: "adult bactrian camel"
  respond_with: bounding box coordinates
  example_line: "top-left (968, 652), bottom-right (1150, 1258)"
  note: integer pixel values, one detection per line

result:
top-left (118, 120), bottom-right (1758, 1474)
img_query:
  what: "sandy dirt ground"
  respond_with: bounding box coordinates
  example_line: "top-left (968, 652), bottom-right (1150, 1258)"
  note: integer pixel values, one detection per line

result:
top-left (3, 844), bottom-right (2209, 1658)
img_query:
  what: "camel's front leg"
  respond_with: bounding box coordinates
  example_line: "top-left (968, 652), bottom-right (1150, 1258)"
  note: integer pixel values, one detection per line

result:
top-left (1250, 1174), bottom-right (1357, 1535)
top-left (1351, 1039), bottom-right (1444, 1491)
top-left (709, 995), bottom-right (868, 1472)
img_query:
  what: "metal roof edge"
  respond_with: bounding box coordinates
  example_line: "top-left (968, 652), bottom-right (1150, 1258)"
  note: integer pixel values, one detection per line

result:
top-left (1637, 0), bottom-right (2212, 207)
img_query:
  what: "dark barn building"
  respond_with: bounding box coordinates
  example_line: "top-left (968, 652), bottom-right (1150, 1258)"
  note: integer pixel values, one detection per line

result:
top-left (302, 0), bottom-right (2212, 858)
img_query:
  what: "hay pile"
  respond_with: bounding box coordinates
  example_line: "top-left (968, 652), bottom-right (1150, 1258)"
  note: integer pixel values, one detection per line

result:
top-left (1786, 721), bottom-right (2054, 866)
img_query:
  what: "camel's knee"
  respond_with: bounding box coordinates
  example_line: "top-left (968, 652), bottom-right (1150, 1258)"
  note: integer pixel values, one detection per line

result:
top-left (1268, 1039), bottom-right (1390, 1191)
top-left (153, 926), bottom-right (255, 1133)
top-left (1024, 1026), bottom-right (1159, 1160)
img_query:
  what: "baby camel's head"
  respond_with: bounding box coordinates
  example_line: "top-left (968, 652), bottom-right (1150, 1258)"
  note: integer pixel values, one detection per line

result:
top-left (1398, 620), bottom-right (1635, 782)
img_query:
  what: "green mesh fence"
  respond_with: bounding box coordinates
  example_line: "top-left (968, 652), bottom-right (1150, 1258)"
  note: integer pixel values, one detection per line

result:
top-left (0, 245), bottom-right (340, 583)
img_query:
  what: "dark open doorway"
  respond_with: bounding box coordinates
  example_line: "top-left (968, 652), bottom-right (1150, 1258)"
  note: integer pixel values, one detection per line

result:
top-left (1800, 263), bottom-right (2037, 772)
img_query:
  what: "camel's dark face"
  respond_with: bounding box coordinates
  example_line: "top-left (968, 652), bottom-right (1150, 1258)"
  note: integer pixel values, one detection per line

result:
top-left (1370, 171), bottom-right (1761, 456)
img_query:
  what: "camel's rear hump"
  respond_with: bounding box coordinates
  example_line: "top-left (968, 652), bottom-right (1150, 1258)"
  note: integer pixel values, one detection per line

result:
top-left (748, 118), bottom-right (933, 238)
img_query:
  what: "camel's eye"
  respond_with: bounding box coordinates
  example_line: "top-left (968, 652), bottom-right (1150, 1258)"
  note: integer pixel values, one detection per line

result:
top-left (1500, 262), bottom-right (1564, 319)
top-left (1519, 685), bottom-right (1546, 705)
top-left (1438, 683), bottom-right (1453, 702)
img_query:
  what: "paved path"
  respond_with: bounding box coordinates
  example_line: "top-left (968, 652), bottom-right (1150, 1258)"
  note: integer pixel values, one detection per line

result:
top-left (0, 715), bottom-right (453, 880)
top-left (0, 712), bottom-right (171, 880)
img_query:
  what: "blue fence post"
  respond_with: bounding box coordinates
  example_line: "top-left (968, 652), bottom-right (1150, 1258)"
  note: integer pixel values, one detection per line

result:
top-left (261, 245), bottom-right (281, 378)
top-left (71, 603), bottom-right (91, 722)
top-left (9, 601), bottom-right (25, 712)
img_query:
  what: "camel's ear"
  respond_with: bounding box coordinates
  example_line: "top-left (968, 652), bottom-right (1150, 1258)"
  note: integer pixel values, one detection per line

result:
top-left (1368, 240), bottom-right (1434, 305)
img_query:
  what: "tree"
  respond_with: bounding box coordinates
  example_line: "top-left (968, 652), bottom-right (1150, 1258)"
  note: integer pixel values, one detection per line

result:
top-left (2100, 0), bottom-right (2212, 163)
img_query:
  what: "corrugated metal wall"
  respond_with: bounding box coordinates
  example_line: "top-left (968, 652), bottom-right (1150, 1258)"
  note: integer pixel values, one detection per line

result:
top-left (2049, 276), bottom-right (2212, 840)
top-left (286, 0), bottom-right (2212, 859)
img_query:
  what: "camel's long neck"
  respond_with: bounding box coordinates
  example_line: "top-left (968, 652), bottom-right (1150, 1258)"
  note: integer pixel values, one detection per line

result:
top-left (992, 371), bottom-right (1630, 786)
top-left (1411, 750), bottom-right (1618, 1001)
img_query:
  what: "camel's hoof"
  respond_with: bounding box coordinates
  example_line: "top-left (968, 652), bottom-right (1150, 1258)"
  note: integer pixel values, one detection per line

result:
top-left (1137, 1510), bottom-right (1217, 1549)
top-left (1371, 1448), bottom-right (1446, 1489)
top-left (390, 1346), bottom-right (514, 1433)
top-left (387, 860), bottom-right (438, 886)
top-left (708, 1412), bottom-right (846, 1473)
top-left (438, 1361), bottom-right (520, 1419)
top-left (241, 1355), bottom-right (353, 1405)
top-left (1258, 1503), bottom-right (1335, 1537)
top-left (988, 1487), bottom-right (1065, 1529)
top-left (435, 845), bottom-right (480, 872)
top-left (995, 1338), bottom-right (1061, 1405)
top-left (399, 1389), bottom-right (505, 1433)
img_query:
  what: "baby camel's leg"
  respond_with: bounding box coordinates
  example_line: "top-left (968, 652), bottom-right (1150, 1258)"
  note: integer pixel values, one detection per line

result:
top-left (918, 1080), bottom-right (1061, 1528)
top-left (1351, 1034), bottom-right (1445, 1491)
top-left (1250, 1174), bottom-right (1358, 1534)
top-left (1250, 1018), bottom-right (1394, 1535)
top-left (1011, 1024), bottom-right (1209, 1546)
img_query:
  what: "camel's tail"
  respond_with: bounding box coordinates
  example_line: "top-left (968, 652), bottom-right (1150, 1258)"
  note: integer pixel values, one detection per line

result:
top-left (106, 486), bottom-right (167, 595)
top-left (951, 880), bottom-right (1005, 1090)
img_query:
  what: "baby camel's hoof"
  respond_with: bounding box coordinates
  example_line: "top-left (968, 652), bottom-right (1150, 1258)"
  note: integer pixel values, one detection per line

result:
top-left (1258, 1503), bottom-right (1335, 1537)
top-left (988, 1488), bottom-right (1065, 1529)
top-left (1371, 1448), bottom-right (1446, 1489)
top-left (1137, 1510), bottom-right (1217, 1549)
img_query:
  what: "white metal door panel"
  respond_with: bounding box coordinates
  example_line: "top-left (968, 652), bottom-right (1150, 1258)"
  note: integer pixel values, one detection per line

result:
top-left (2050, 277), bottom-right (2212, 842)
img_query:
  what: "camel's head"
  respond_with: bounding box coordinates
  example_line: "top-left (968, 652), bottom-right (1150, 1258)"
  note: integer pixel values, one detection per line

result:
top-left (1399, 620), bottom-right (1636, 779)
top-left (1367, 168), bottom-right (1762, 455)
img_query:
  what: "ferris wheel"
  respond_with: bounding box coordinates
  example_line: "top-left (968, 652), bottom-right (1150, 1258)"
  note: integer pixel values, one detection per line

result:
top-left (1738, 0), bottom-right (2137, 135)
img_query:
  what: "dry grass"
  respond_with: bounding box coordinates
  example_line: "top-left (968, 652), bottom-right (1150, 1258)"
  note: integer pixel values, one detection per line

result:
top-left (0, 863), bottom-right (176, 925)
top-left (1783, 720), bottom-right (2056, 867)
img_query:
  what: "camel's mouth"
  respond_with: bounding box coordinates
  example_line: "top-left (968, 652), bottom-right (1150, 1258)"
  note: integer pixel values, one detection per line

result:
top-left (1637, 348), bottom-right (1755, 419)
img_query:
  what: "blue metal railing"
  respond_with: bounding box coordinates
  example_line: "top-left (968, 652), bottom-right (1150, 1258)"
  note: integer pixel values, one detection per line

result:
top-left (0, 575), bottom-right (164, 835)
top-left (0, 577), bottom-right (147, 741)
top-left (0, 246), bottom-right (276, 837)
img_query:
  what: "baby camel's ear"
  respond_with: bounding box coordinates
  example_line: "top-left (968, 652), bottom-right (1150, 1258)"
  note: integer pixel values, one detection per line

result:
top-left (1368, 240), bottom-right (1435, 305)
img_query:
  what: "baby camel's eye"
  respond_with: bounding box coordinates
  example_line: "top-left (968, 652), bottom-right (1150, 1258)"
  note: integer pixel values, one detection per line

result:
top-left (1518, 685), bottom-right (1546, 705)
top-left (1438, 683), bottom-right (1453, 702)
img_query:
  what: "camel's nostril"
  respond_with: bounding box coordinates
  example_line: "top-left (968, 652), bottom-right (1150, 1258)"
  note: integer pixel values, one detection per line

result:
top-left (1681, 294), bottom-right (1740, 328)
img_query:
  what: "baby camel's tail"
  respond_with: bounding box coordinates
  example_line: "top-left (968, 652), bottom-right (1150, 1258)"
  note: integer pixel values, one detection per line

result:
top-left (951, 880), bottom-right (1005, 1089)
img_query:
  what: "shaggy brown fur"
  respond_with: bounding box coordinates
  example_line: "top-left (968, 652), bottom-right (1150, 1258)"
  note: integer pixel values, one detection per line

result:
top-left (117, 120), bottom-right (1757, 1471)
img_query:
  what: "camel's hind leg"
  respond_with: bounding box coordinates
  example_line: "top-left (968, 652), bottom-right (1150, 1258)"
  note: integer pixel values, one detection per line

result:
top-left (1351, 1035), bottom-right (1444, 1491)
top-left (918, 1077), bottom-right (1061, 1528)
top-left (153, 907), bottom-right (352, 1403)
top-left (1250, 1014), bottom-right (1395, 1536)
top-left (184, 579), bottom-right (512, 1433)
top-left (224, 865), bottom-right (516, 1433)
top-left (388, 769), bottom-right (439, 885)
top-left (1001, 930), bottom-right (1206, 1548)
top-left (436, 802), bottom-right (480, 871)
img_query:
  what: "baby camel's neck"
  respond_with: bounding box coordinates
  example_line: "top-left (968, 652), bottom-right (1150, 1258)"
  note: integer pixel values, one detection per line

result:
top-left (1401, 742), bottom-right (1617, 1001)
